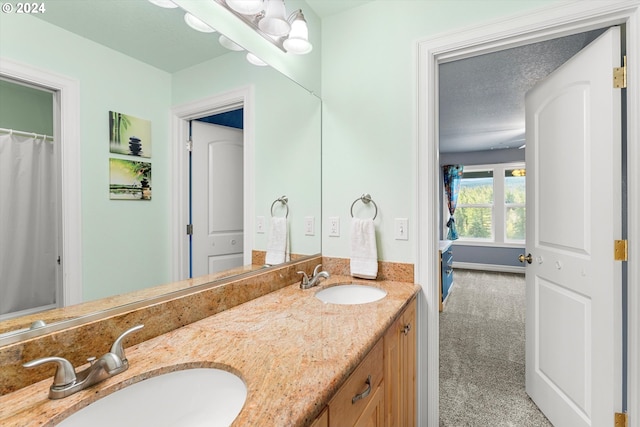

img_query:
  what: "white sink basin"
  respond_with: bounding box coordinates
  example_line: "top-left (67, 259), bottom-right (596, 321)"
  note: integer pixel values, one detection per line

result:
top-left (58, 368), bottom-right (246, 427)
top-left (315, 284), bottom-right (387, 305)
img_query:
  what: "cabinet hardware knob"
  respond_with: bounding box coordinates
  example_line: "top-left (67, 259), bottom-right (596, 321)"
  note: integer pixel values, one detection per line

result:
top-left (352, 375), bottom-right (372, 404)
top-left (403, 324), bottom-right (412, 335)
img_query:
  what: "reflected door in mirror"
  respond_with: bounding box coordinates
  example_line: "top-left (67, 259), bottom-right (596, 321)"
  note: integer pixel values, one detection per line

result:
top-left (191, 121), bottom-right (244, 277)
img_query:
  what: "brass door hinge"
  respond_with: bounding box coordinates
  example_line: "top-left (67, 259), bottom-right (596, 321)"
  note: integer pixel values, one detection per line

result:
top-left (614, 56), bottom-right (627, 89)
top-left (614, 240), bottom-right (628, 261)
top-left (615, 412), bottom-right (628, 427)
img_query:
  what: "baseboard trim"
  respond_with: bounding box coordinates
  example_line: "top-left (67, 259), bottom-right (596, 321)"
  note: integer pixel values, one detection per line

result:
top-left (453, 262), bottom-right (525, 274)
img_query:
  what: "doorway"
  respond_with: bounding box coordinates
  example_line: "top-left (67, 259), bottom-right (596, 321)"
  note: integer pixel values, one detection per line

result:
top-left (189, 110), bottom-right (244, 278)
top-left (0, 77), bottom-right (60, 320)
top-left (170, 86), bottom-right (254, 282)
top-left (0, 59), bottom-right (82, 315)
top-left (436, 30), bottom-right (606, 424)
top-left (416, 3), bottom-right (640, 426)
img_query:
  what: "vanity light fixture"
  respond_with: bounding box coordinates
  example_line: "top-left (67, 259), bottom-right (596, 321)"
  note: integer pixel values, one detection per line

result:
top-left (184, 12), bottom-right (217, 33)
top-left (226, 0), bottom-right (264, 15)
top-left (216, 0), bottom-right (313, 56)
top-left (219, 34), bottom-right (244, 51)
top-left (147, 0), bottom-right (178, 8)
top-left (246, 52), bottom-right (268, 66)
top-left (283, 10), bottom-right (312, 54)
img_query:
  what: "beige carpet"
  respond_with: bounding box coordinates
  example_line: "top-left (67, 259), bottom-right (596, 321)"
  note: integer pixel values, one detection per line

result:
top-left (439, 269), bottom-right (553, 426)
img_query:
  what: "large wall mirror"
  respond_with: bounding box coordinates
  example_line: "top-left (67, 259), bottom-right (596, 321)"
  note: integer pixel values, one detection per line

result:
top-left (0, 0), bottom-right (321, 344)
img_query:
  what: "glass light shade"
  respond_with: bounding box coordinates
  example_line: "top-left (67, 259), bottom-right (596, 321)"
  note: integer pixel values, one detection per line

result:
top-left (219, 35), bottom-right (244, 51)
top-left (147, 0), bottom-right (178, 8)
top-left (184, 13), bottom-right (216, 33)
top-left (246, 52), bottom-right (268, 66)
top-left (283, 12), bottom-right (312, 54)
top-left (258, 0), bottom-right (290, 37)
top-left (226, 0), bottom-right (264, 15)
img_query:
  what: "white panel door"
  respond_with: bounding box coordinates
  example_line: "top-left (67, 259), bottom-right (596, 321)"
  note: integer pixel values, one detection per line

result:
top-left (191, 121), bottom-right (244, 278)
top-left (524, 27), bottom-right (622, 427)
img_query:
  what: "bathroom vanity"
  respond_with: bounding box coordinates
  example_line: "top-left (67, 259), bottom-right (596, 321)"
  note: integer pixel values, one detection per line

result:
top-left (0, 261), bottom-right (420, 427)
top-left (439, 240), bottom-right (454, 311)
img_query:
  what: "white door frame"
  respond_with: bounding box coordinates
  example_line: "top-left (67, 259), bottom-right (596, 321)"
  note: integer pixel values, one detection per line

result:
top-left (416, 1), bottom-right (640, 425)
top-left (0, 57), bottom-right (83, 307)
top-left (170, 86), bottom-right (255, 280)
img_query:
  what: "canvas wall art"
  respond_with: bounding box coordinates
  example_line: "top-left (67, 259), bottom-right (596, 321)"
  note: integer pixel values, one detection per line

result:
top-left (109, 158), bottom-right (152, 200)
top-left (109, 111), bottom-right (151, 158)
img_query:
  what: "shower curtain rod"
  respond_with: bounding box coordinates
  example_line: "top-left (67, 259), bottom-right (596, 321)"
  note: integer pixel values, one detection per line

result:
top-left (0, 127), bottom-right (53, 141)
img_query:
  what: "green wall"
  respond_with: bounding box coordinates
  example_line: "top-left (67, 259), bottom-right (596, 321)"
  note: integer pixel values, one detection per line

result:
top-left (320, 0), bottom-right (563, 263)
top-left (0, 14), bottom-right (172, 301)
top-left (0, 79), bottom-right (53, 136)
top-left (172, 53), bottom-right (322, 256)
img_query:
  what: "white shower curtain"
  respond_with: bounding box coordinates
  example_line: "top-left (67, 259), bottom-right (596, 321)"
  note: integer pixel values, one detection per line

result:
top-left (0, 132), bottom-right (57, 317)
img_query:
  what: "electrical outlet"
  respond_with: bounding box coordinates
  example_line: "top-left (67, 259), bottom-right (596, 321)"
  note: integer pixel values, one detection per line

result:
top-left (304, 216), bottom-right (315, 236)
top-left (329, 216), bottom-right (340, 237)
top-left (395, 218), bottom-right (408, 240)
top-left (256, 216), bottom-right (265, 233)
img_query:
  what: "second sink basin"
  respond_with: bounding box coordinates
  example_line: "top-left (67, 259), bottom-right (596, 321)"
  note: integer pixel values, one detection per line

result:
top-left (315, 284), bottom-right (387, 305)
top-left (57, 368), bottom-right (246, 427)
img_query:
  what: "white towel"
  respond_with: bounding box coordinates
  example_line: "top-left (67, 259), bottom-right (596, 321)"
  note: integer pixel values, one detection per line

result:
top-left (265, 217), bottom-right (289, 265)
top-left (350, 217), bottom-right (378, 279)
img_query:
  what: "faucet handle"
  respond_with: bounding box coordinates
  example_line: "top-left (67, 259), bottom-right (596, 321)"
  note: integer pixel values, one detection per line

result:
top-left (23, 356), bottom-right (77, 387)
top-left (313, 264), bottom-right (323, 276)
top-left (110, 324), bottom-right (144, 362)
top-left (297, 270), bottom-right (309, 287)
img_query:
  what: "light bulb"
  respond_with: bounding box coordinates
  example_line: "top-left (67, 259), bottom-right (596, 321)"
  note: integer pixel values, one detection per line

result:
top-left (184, 13), bottom-right (216, 33)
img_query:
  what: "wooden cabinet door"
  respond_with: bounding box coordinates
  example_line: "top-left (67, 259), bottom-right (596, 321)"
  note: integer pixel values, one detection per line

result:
top-left (384, 313), bottom-right (402, 426)
top-left (384, 298), bottom-right (417, 427)
top-left (401, 299), bottom-right (417, 427)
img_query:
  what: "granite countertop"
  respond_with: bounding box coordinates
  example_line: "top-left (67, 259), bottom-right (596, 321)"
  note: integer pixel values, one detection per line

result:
top-left (0, 275), bottom-right (420, 427)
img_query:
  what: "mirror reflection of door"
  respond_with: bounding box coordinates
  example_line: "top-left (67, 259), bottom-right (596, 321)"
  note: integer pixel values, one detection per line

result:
top-left (190, 113), bottom-right (244, 278)
top-left (0, 78), bottom-right (61, 320)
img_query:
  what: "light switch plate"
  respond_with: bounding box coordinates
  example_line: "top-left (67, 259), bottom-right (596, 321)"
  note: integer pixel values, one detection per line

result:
top-left (256, 216), bottom-right (265, 233)
top-left (304, 216), bottom-right (315, 236)
top-left (395, 218), bottom-right (408, 240)
top-left (329, 216), bottom-right (340, 237)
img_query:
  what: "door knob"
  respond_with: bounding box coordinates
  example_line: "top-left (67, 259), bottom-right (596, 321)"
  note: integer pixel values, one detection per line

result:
top-left (518, 253), bottom-right (533, 264)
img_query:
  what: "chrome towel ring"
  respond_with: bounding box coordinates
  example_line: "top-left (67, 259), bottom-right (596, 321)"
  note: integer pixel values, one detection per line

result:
top-left (350, 193), bottom-right (378, 220)
top-left (270, 195), bottom-right (289, 218)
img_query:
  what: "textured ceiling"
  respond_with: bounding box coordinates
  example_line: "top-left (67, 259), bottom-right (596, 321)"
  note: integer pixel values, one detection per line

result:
top-left (439, 29), bottom-right (605, 153)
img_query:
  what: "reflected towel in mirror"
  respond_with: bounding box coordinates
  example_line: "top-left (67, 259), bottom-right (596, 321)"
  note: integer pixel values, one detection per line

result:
top-left (265, 217), bottom-right (289, 265)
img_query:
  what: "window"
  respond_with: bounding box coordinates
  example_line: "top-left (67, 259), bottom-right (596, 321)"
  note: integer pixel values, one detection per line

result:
top-left (450, 163), bottom-right (525, 245)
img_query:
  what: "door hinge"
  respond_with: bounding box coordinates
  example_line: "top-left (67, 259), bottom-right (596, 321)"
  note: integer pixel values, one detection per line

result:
top-left (186, 140), bottom-right (193, 152)
top-left (186, 224), bottom-right (193, 235)
top-left (614, 240), bottom-right (628, 261)
top-left (613, 56), bottom-right (627, 89)
top-left (614, 412), bottom-right (628, 427)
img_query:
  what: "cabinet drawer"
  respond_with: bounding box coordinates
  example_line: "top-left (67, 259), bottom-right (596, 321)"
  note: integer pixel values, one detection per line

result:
top-left (442, 250), bottom-right (453, 267)
top-left (329, 339), bottom-right (383, 427)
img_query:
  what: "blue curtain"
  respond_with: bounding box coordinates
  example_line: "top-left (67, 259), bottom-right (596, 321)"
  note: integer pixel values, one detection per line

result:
top-left (443, 165), bottom-right (464, 240)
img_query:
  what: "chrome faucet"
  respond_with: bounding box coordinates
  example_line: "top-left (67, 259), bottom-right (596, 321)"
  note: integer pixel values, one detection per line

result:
top-left (23, 324), bottom-right (144, 399)
top-left (298, 264), bottom-right (330, 289)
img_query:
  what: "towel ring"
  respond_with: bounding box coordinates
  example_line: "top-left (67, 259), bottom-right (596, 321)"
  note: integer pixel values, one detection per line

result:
top-left (270, 195), bottom-right (289, 218)
top-left (350, 194), bottom-right (378, 220)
